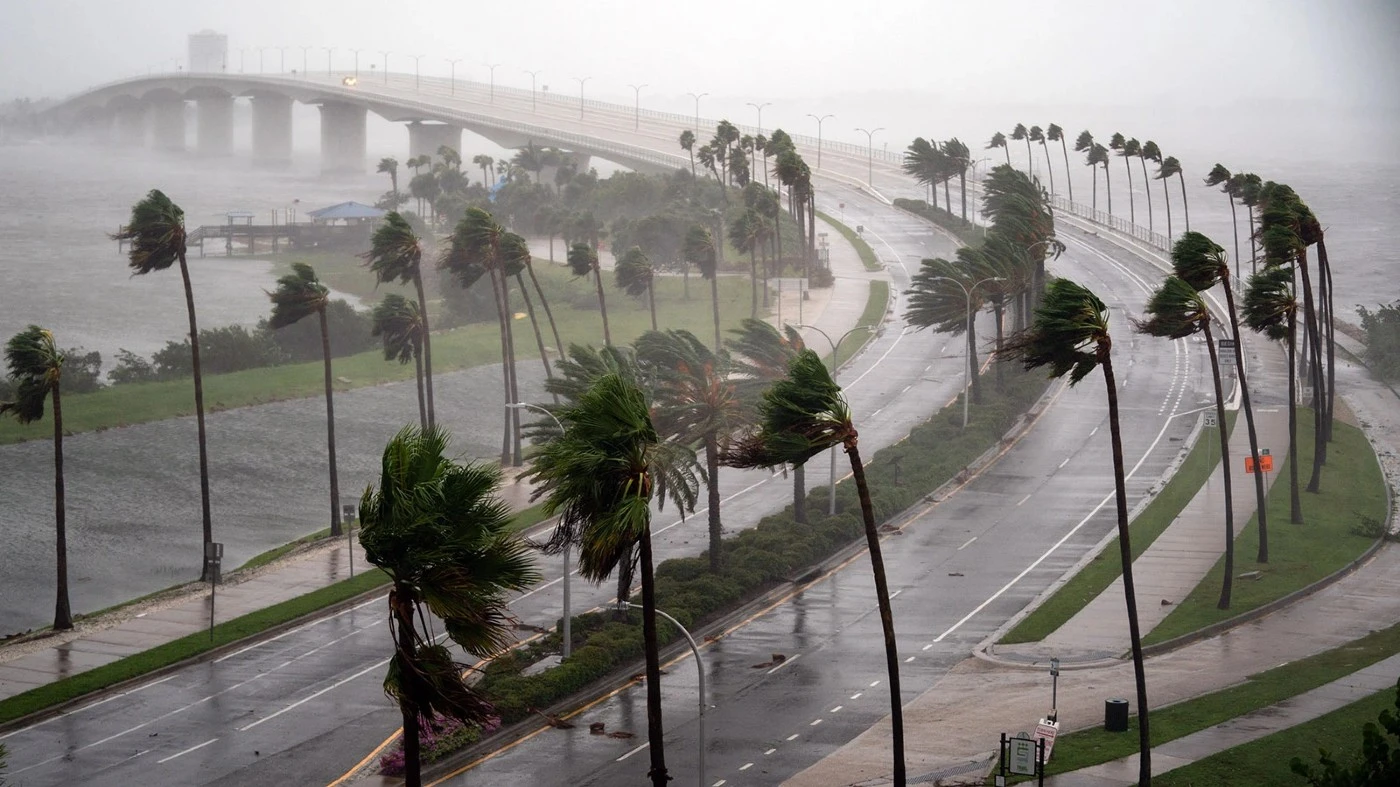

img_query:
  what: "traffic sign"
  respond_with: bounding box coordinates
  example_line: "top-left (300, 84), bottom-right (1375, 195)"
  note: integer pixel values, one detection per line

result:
top-left (1205, 413), bottom-right (1218, 428)
top-left (1035, 719), bottom-right (1060, 762)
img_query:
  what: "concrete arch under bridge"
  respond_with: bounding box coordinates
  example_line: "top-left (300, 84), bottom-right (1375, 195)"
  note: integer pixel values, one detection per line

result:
top-left (43, 73), bottom-right (678, 176)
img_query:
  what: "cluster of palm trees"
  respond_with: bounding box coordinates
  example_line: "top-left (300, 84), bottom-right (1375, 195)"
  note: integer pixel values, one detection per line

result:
top-left (902, 136), bottom-right (974, 222)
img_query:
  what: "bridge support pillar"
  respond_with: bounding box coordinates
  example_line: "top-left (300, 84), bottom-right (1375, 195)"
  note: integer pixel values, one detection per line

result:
top-left (319, 102), bottom-right (366, 175)
top-left (407, 122), bottom-right (462, 164)
top-left (196, 95), bottom-right (234, 157)
top-left (149, 98), bottom-right (186, 152)
top-left (251, 94), bottom-right (293, 167)
top-left (111, 107), bottom-right (146, 146)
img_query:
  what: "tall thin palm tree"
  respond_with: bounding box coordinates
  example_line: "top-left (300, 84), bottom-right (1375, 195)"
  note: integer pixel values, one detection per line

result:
top-left (359, 426), bottom-right (539, 787)
top-left (944, 137), bottom-right (972, 221)
top-left (112, 190), bottom-right (214, 577)
top-left (1029, 125), bottom-right (1053, 196)
top-left (725, 318), bottom-right (810, 522)
top-left (907, 256), bottom-right (987, 406)
top-left (1128, 138), bottom-right (1153, 235)
top-left (1113, 135), bottom-right (1138, 226)
top-left (268, 263), bottom-right (343, 536)
top-left (986, 131), bottom-right (1010, 167)
top-left (1074, 131), bottom-right (1098, 213)
top-left (1011, 123), bottom-right (1033, 172)
top-left (1237, 173), bottom-right (1263, 275)
top-left (684, 224), bottom-right (722, 348)
top-left (1002, 277), bottom-right (1152, 786)
top-left (531, 374), bottom-right (699, 787)
top-left (501, 232), bottom-right (556, 392)
top-left (903, 136), bottom-right (942, 208)
top-left (377, 156), bottom-right (400, 205)
top-left (568, 241), bottom-right (611, 345)
top-left (371, 294), bottom-right (428, 431)
top-left (616, 246), bottom-right (658, 331)
top-left (731, 209), bottom-right (764, 318)
top-left (1, 326), bottom-right (73, 630)
top-left (1047, 124), bottom-right (1072, 202)
top-left (1244, 265), bottom-right (1304, 523)
top-left (1152, 151), bottom-right (1177, 241)
top-left (724, 350), bottom-right (907, 786)
top-left (365, 211), bottom-right (436, 427)
top-left (472, 153), bottom-right (495, 188)
top-left (1136, 275), bottom-right (1236, 607)
top-left (1093, 143), bottom-right (1113, 217)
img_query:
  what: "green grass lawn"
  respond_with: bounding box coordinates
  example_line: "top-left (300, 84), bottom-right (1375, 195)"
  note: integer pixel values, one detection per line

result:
top-left (0, 265), bottom-right (758, 445)
top-left (1144, 411), bottom-right (1385, 646)
top-left (817, 211), bottom-right (884, 272)
top-left (1152, 683), bottom-right (1400, 786)
top-left (1034, 616), bottom-right (1400, 779)
top-left (1001, 413), bottom-right (1236, 644)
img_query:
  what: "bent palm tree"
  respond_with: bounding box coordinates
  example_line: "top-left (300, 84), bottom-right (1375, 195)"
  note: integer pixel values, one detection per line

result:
top-left (1115, 135), bottom-right (1139, 226)
top-left (684, 224), bottom-right (721, 348)
top-left (1047, 124), bottom-right (1072, 202)
top-left (726, 318), bottom-right (810, 522)
top-left (1011, 123), bottom-right (1033, 172)
top-left (1029, 125), bottom-right (1053, 196)
top-left (568, 242), bottom-right (611, 344)
top-left (1155, 155), bottom-right (1183, 240)
top-left (987, 131), bottom-right (1010, 166)
top-left (725, 350), bottom-right (907, 785)
top-left (1, 326), bottom-right (72, 630)
top-left (1136, 275), bottom-right (1236, 607)
top-left (377, 156), bottom-right (400, 205)
top-left (365, 211), bottom-right (436, 427)
top-left (907, 256), bottom-right (987, 406)
top-left (531, 374), bottom-right (699, 787)
top-left (268, 263), bottom-right (343, 536)
top-left (113, 190), bottom-right (214, 577)
top-left (371, 294), bottom-right (428, 431)
top-left (359, 426), bottom-right (539, 787)
top-left (616, 246), bottom-right (658, 331)
top-left (1244, 265), bottom-right (1303, 523)
top-left (1140, 140), bottom-right (1162, 236)
top-left (1002, 278), bottom-right (1153, 786)
top-left (679, 130), bottom-right (697, 178)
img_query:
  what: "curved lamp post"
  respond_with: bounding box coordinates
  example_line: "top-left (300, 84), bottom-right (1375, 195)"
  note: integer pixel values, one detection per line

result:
top-left (445, 58), bottom-right (462, 96)
top-left (796, 323), bottom-right (875, 514)
top-left (575, 76), bottom-right (591, 119)
top-left (524, 69), bottom-right (543, 112)
top-left (806, 113), bottom-right (834, 169)
top-left (485, 62), bottom-right (501, 104)
top-left (377, 50), bottom-right (390, 85)
top-left (620, 601), bottom-right (706, 787)
top-left (927, 276), bottom-right (1004, 428)
top-left (686, 92), bottom-right (708, 135)
top-left (855, 126), bottom-right (884, 188)
top-left (507, 402), bottom-right (572, 660)
top-left (627, 83), bottom-right (648, 130)
top-left (323, 47), bottom-right (335, 76)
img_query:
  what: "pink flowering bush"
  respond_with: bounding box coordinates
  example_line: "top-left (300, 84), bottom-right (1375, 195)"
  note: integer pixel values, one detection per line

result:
top-left (379, 713), bottom-right (503, 776)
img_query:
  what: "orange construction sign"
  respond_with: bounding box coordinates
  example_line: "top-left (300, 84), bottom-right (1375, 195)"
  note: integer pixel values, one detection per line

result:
top-left (1245, 455), bottom-right (1275, 473)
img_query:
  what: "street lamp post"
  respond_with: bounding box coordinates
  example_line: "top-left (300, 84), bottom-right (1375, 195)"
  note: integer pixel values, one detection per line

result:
top-left (855, 126), bottom-right (884, 187)
top-left (238, 48), bottom-right (246, 73)
top-left (277, 46), bottom-right (288, 74)
top-left (485, 63), bottom-right (501, 104)
top-left (524, 69), bottom-right (542, 112)
top-left (299, 46), bottom-right (313, 78)
top-left (378, 51), bottom-right (390, 85)
top-left (350, 48), bottom-right (363, 79)
top-left (574, 76), bottom-right (591, 119)
top-left (258, 47), bottom-right (268, 74)
top-left (627, 83), bottom-right (648, 130)
top-left (408, 54), bottom-right (424, 92)
top-left (1049, 657), bottom-right (1061, 722)
top-left (746, 101), bottom-right (771, 133)
top-left (806, 113), bottom-right (834, 169)
top-left (928, 276), bottom-right (1004, 428)
top-left (323, 47), bottom-right (335, 76)
top-left (686, 92), bottom-right (708, 135)
top-left (445, 58), bottom-right (462, 96)
top-left (797, 324), bottom-right (875, 514)
top-left (506, 402), bottom-right (573, 661)
top-left (621, 601), bottom-right (706, 787)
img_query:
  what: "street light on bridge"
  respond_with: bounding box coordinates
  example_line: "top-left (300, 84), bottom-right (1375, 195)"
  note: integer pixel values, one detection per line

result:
top-left (855, 126), bottom-right (885, 188)
top-left (378, 51), bottom-right (391, 85)
top-left (627, 83), bottom-right (647, 129)
top-left (299, 46), bottom-right (313, 79)
top-left (806, 113), bottom-right (834, 169)
top-left (574, 76), bottom-right (591, 119)
top-left (277, 46), bottom-right (288, 74)
top-left (686, 91), bottom-right (708, 135)
top-left (349, 48), bottom-right (363, 79)
top-left (524, 69), bottom-right (543, 112)
top-left (746, 101), bottom-right (772, 133)
top-left (445, 58), bottom-right (463, 96)
top-left (485, 63), bottom-right (501, 104)
top-left (322, 47), bottom-right (335, 77)
top-left (408, 54), bottom-right (424, 92)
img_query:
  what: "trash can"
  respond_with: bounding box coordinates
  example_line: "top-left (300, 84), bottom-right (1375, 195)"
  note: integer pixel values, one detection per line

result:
top-left (1104, 698), bottom-right (1130, 732)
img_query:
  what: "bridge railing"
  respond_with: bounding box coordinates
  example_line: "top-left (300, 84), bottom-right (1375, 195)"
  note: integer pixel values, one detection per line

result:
top-left (1049, 195), bottom-right (1171, 251)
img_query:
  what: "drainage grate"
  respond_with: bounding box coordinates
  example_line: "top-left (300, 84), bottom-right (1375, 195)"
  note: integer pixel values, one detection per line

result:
top-left (909, 756), bottom-right (995, 785)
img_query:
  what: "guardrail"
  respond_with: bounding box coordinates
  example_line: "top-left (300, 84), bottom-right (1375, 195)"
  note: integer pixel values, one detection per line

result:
top-left (1049, 196), bottom-right (1170, 251)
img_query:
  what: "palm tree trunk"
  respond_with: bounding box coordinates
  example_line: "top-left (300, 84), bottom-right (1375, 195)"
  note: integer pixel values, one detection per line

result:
top-left (177, 252), bottom-right (214, 579)
top-left (638, 529), bottom-right (670, 787)
top-left (1003, 146), bottom-right (1010, 166)
top-left (1297, 252), bottom-right (1324, 492)
top-left (1139, 156), bottom-right (1154, 235)
top-left (845, 441), bottom-right (905, 786)
top-left (594, 267), bottom-right (612, 346)
top-left (1162, 178), bottom-right (1173, 242)
top-left (1091, 166), bottom-right (1098, 215)
top-left (413, 346), bottom-right (427, 432)
top-left (958, 172), bottom-right (968, 222)
top-left (1101, 354), bottom-right (1152, 787)
top-left (319, 309), bottom-right (343, 537)
top-left (943, 176), bottom-right (952, 217)
top-left (762, 241), bottom-right (771, 309)
top-left (52, 383), bottom-right (72, 631)
top-left (526, 263), bottom-right (564, 374)
top-left (1122, 157), bottom-right (1135, 226)
top-left (1247, 207), bottom-right (1257, 276)
top-left (710, 273), bottom-right (722, 350)
top-left (967, 322), bottom-right (981, 405)
top-left (515, 273), bottom-right (555, 397)
top-left (793, 462), bottom-right (807, 524)
top-left (1222, 282), bottom-right (1269, 562)
top-left (749, 247), bottom-right (759, 319)
top-left (392, 593), bottom-right (423, 787)
top-left (1024, 138), bottom-right (1033, 173)
top-left (1042, 145), bottom-right (1055, 198)
top-left (502, 276), bottom-right (523, 466)
top-left (1178, 172), bottom-right (1190, 232)
top-left (489, 269), bottom-right (512, 466)
top-left (1321, 240), bottom-right (1336, 443)
top-left (1203, 322), bottom-right (1235, 608)
top-left (705, 432), bottom-right (722, 572)
top-left (412, 273), bottom-right (436, 429)
top-left (647, 281), bottom-right (658, 332)
top-left (1104, 163), bottom-right (1113, 217)
top-left (1061, 140), bottom-right (1073, 203)
top-left (1287, 310), bottom-right (1303, 523)
top-left (993, 301), bottom-right (1005, 391)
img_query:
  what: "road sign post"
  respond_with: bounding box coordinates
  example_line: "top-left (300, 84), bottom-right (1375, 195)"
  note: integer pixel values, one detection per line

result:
top-left (205, 542), bottom-right (223, 641)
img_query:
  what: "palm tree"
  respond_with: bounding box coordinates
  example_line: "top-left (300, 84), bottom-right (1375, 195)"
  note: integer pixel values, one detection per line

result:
top-left (1010, 123), bottom-right (1033, 172)
top-left (1029, 125), bottom-right (1053, 196)
top-left (568, 241), bottom-right (611, 345)
top-left (683, 224), bottom-right (722, 348)
top-left (514, 231), bottom-right (564, 376)
top-left (724, 350), bottom-right (907, 786)
top-left (1047, 124), bottom-right (1072, 202)
top-left (359, 426), bottom-right (539, 787)
top-left (1136, 275), bottom-right (1236, 607)
top-left (725, 318), bottom-right (810, 521)
top-left (377, 156), bottom-right (400, 204)
top-left (907, 256), bottom-right (987, 405)
top-left (1093, 143), bottom-right (1113, 217)
top-left (1204, 165), bottom-right (1243, 280)
top-left (986, 131), bottom-right (1010, 166)
top-left (637, 329), bottom-right (745, 573)
top-left (903, 137), bottom-right (942, 207)
top-left (267, 263), bottom-right (343, 536)
top-left (1170, 231), bottom-right (1270, 562)
top-left (944, 137), bottom-right (972, 221)
top-left (731, 209), bottom-right (765, 318)
top-left (501, 231), bottom-right (557, 394)
top-left (616, 245), bottom-right (658, 331)
top-left (531, 374), bottom-right (699, 787)
top-left (1154, 155), bottom-right (1181, 240)
top-left (1112, 135), bottom-right (1138, 226)
top-left (679, 130), bottom-right (697, 178)
top-left (365, 212), bottom-right (436, 427)
top-left (371, 295), bottom-right (428, 431)
top-left (1002, 277), bottom-right (1152, 786)
top-left (1237, 173), bottom-right (1263, 275)
top-left (1244, 265), bottom-right (1303, 523)
top-left (112, 190), bottom-right (214, 577)
top-left (1, 326), bottom-right (73, 630)
top-left (472, 153), bottom-right (495, 188)
top-left (1074, 131), bottom-right (1098, 213)
top-left (1128, 138), bottom-right (1153, 235)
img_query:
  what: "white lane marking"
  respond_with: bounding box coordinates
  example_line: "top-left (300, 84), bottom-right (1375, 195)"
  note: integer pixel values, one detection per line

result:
top-left (810, 718), bottom-right (823, 726)
top-left (850, 692), bottom-right (863, 699)
top-left (830, 705), bottom-right (843, 713)
top-left (765, 748), bottom-right (777, 755)
top-left (617, 743), bottom-right (648, 761)
top-left (1090, 426), bottom-right (1099, 436)
top-left (922, 643), bottom-right (933, 651)
top-left (157, 737), bottom-right (218, 764)
top-left (902, 384), bottom-right (912, 393)
top-left (870, 680), bottom-right (881, 687)
top-left (932, 406), bottom-right (1180, 643)
top-left (859, 226), bottom-right (909, 274)
top-left (238, 658), bottom-right (389, 731)
top-left (713, 780), bottom-right (727, 786)
top-left (846, 328), bottom-right (910, 389)
top-left (214, 597), bottom-right (381, 663)
top-left (1017, 493), bottom-right (1032, 506)
top-left (651, 478), bottom-right (772, 539)
top-left (1058, 456), bottom-right (1071, 469)
top-left (890, 590), bottom-right (902, 599)
top-left (768, 653), bottom-right (801, 674)
top-left (958, 536), bottom-right (978, 550)
top-left (786, 734), bottom-right (800, 741)
top-left (0, 675), bottom-right (179, 740)
top-left (905, 656), bottom-right (916, 663)
top-left (739, 762), bottom-right (754, 771)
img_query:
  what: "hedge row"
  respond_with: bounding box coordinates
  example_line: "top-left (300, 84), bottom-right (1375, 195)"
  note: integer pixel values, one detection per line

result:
top-left (893, 198), bottom-right (984, 248)
top-left (472, 363), bottom-right (1048, 726)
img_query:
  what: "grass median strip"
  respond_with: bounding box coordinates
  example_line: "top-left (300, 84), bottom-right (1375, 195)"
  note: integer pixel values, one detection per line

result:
top-left (830, 280), bottom-right (890, 369)
top-left (1001, 413), bottom-right (1235, 644)
top-left (0, 569), bottom-right (390, 727)
top-left (817, 210), bottom-right (883, 272)
top-left (1037, 615), bottom-right (1400, 779)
